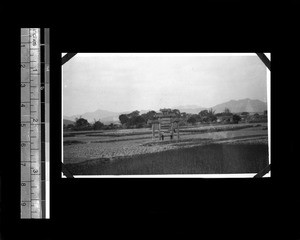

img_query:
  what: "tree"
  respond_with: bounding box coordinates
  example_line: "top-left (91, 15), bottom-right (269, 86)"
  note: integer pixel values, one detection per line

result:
top-left (190, 114), bottom-right (200, 122)
top-left (141, 110), bottom-right (157, 122)
top-left (128, 115), bottom-right (145, 127)
top-left (187, 116), bottom-right (197, 125)
top-left (134, 116), bottom-right (145, 125)
top-left (199, 109), bottom-right (216, 123)
top-left (119, 114), bottom-right (129, 125)
top-left (181, 112), bottom-right (187, 118)
top-left (74, 117), bottom-right (90, 130)
top-left (199, 110), bottom-right (209, 117)
top-left (201, 116), bottom-right (209, 123)
top-left (224, 108), bottom-right (232, 116)
top-left (127, 110), bottom-right (140, 118)
top-left (171, 109), bottom-right (181, 116)
top-left (93, 120), bottom-right (104, 130)
top-left (232, 114), bottom-right (241, 124)
top-left (207, 108), bottom-right (216, 122)
top-left (75, 118), bottom-right (89, 127)
top-left (209, 115), bottom-right (217, 122)
top-left (147, 110), bottom-right (157, 119)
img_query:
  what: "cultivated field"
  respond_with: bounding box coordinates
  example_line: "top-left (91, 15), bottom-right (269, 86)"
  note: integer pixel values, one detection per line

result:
top-left (63, 123), bottom-right (269, 175)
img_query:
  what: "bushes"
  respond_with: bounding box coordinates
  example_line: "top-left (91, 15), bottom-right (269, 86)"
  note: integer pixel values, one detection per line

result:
top-left (248, 119), bottom-right (267, 123)
top-left (232, 114), bottom-right (241, 124)
top-left (64, 117), bottom-right (121, 131)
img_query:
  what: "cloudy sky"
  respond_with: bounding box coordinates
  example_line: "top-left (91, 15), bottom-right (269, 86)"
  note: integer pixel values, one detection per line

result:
top-left (62, 53), bottom-right (268, 116)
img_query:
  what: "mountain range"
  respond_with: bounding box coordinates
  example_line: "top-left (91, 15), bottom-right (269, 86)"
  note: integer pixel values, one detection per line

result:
top-left (63, 98), bottom-right (267, 124)
top-left (210, 98), bottom-right (267, 113)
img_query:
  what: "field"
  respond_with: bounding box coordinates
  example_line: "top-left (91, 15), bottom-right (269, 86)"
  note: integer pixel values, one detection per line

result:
top-left (63, 123), bottom-right (269, 175)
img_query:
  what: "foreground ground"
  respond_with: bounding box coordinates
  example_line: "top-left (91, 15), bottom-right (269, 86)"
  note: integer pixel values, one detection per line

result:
top-left (63, 123), bottom-right (269, 175)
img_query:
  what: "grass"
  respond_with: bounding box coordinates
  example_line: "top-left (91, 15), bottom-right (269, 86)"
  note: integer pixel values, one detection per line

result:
top-left (63, 123), bottom-right (262, 144)
top-left (85, 131), bottom-right (151, 137)
top-left (90, 136), bottom-right (152, 143)
top-left (65, 143), bottom-right (269, 175)
top-left (180, 124), bottom-right (254, 134)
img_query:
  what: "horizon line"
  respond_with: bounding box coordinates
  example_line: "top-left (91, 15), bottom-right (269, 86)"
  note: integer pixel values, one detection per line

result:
top-left (63, 98), bottom-right (267, 118)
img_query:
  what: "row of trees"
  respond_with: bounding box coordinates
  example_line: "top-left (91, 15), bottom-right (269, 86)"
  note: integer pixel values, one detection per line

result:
top-left (64, 117), bottom-right (120, 131)
top-left (186, 108), bottom-right (242, 124)
top-left (118, 109), bottom-right (190, 128)
top-left (119, 108), bottom-right (243, 128)
top-left (64, 108), bottom-right (266, 131)
top-left (187, 108), bottom-right (217, 124)
top-left (119, 110), bottom-right (157, 128)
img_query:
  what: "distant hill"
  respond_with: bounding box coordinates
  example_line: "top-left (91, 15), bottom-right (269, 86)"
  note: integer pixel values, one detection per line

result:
top-left (174, 106), bottom-right (207, 114)
top-left (174, 105), bottom-right (201, 109)
top-left (172, 99), bottom-right (267, 114)
top-left (63, 109), bottom-right (158, 124)
top-left (64, 109), bottom-right (120, 124)
top-left (63, 119), bottom-right (75, 125)
top-left (211, 99), bottom-right (267, 113)
top-left (63, 99), bottom-right (267, 124)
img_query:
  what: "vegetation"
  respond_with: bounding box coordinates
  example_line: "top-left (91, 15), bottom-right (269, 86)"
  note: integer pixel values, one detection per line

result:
top-left (207, 108), bottom-right (217, 122)
top-left (141, 110), bottom-right (158, 122)
top-left (224, 108), bottom-right (232, 116)
top-left (93, 119), bottom-right (104, 130)
top-left (63, 121), bottom-right (269, 175)
top-left (187, 116), bottom-right (197, 124)
top-left (241, 112), bottom-right (249, 116)
top-left (64, 116), bottom-right (120, 131)
top-left (64, 107), bottom-right (267, 132)
top-left (74, 117), bottom-right (91, 131)
top-left (118, 114), bottom-right (129, 125)
top-left (232, 114), bottom-right (241, 124)
top-left (119, 110), bottom-right (157, 128)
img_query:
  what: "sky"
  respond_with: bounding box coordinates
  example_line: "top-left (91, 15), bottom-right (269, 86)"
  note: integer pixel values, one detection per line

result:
top-left (62, 53), bottom-right (268, 116)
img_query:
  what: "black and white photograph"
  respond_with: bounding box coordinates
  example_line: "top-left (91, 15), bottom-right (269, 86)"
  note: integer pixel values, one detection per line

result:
top-left (2, 5), bottom-right (300, 239)
top-left (62, 53), bottom-right (270, 177)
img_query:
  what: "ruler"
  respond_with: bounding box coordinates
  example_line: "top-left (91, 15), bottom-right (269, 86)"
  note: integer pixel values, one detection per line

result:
top-left (20, 28), bottom-right (49, 218)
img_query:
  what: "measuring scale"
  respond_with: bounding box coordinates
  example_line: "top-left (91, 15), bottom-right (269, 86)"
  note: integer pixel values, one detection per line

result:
top-left (20, 28), bottom-right (49, 218)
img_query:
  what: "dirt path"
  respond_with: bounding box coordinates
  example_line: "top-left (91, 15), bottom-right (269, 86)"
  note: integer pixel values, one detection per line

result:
top-left (63, 127), bottom-right (268, 164)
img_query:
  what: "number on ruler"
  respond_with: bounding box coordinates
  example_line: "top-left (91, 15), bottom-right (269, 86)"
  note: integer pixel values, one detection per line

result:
top-left (21, 182), bottom-right (26, 186)
top-left (21, 163), bottom-right (26, 167)
top-left (21, 104), bottom-right (25, 107)
top-left (21, 142), bottom-right (26, 147)
top-left (21, 64), bottom-right (25, 68)
top-left (21, 83), bottom-right (26, 87)
top-left (21, 123), bottom-right (26, 127)
top-left (32, 30), bottom-right (37, 46)
top-left (21, 202), bottom-right (26, 206)
top-left (33, 169), bottom-right (38, 174)
top-left (32, 118), bottom-right (38, 123)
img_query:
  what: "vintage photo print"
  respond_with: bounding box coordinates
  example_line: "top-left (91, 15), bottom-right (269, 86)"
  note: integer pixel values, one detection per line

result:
top-left (62, 53), bottom-right (270, 177)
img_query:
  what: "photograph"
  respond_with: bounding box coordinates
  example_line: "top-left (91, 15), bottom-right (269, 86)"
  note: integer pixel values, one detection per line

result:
top-left (62, 53), bottom-right (270, 176)
top-left (8, 7), bottom-right (300, 239)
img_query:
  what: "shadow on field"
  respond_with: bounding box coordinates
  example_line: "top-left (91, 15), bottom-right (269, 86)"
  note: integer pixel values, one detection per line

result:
top-left (65, 143), bottom-right (269, 175)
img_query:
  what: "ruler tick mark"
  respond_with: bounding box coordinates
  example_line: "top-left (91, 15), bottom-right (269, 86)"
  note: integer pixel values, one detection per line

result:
top-left (21, 28), bottom-right (48, 219)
